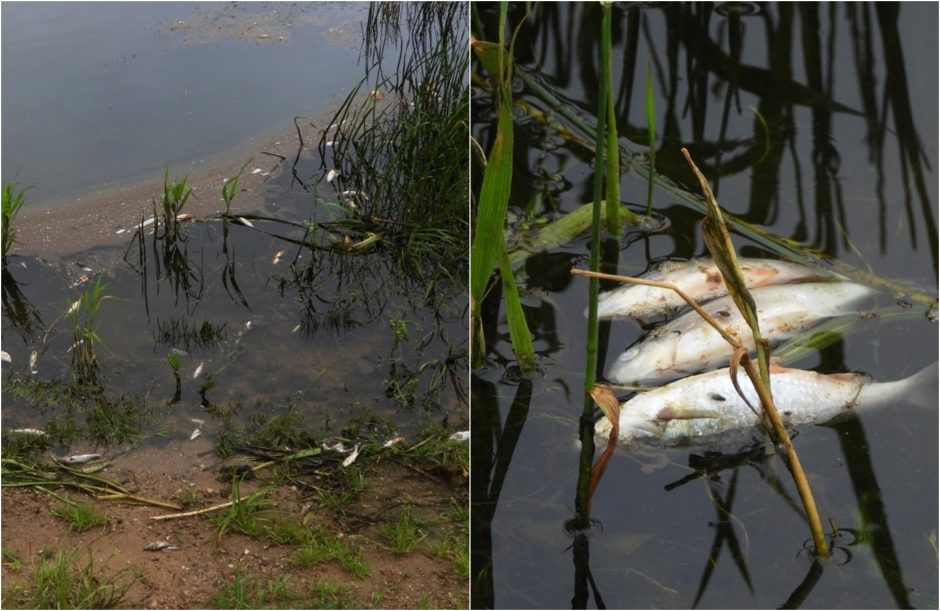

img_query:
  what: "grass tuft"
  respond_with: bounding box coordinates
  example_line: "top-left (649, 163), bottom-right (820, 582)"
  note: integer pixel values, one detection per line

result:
top-left (52, 502), bottom-right (109, 532)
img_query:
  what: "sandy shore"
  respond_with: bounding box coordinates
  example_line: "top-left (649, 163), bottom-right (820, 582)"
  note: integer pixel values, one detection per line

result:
top-left (11, 112), bottom-right (333, 260)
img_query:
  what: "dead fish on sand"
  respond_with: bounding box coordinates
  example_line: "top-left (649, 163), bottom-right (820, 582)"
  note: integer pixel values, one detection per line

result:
top-left (595, 363), bottom-right (938, 449)
top-left (595, 257), bottom-right (844, 322)
top-left (607, 282), bottom-right (875, 385)
top-left (58, 453), bottom-right (103, 465)
top-left (144, 541), bottom-right (180, 551)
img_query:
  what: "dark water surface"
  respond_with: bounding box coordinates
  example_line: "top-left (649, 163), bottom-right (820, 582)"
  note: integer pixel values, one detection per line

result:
top-left (2, 2), bottom-right (366, 207)
top-left (472, 3), bottom-right (937, 609)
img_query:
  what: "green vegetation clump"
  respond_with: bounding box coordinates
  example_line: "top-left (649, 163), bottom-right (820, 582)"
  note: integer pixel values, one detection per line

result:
top-left (2, 182), bottom-right (28, 263)
top-left (51, 502), bottom-right (109, 532)
top-left (379, 508), bottom-right (427, 553)
top-left (2, 550), bottom-right (135, 609)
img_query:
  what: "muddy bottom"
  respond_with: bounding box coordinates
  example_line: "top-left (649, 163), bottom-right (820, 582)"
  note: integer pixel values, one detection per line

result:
top-left (1, 441), bottom-right (468, 609)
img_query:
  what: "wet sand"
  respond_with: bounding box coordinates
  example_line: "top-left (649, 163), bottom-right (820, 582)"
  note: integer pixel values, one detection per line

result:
top-left (11, 113), bottom-right (331, 259)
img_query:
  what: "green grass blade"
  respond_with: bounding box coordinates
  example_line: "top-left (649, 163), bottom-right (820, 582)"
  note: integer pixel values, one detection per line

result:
top-left (470, 3), bottom-right (513, 316)
top-left (496, 234), bottom-right (535, 371)
top-left (645, 61), bottom-right (656, 215)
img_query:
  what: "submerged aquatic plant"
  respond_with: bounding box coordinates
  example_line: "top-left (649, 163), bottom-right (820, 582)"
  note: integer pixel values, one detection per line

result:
top-left (66, 277), bottom-right (111, 386)
top-left (1, 181), bottom-right (29, 264)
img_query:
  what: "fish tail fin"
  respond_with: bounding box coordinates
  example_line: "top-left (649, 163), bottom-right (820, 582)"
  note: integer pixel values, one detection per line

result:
top-left (902, 362), bottom-right (939, 410)
top-left (860, 363), bottom-right (938, 410)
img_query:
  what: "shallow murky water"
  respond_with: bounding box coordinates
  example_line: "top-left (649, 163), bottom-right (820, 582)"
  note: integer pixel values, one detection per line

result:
top-left (472, 3), bottom-right (937, 609)
top-left (2, 147), bottom-right (467, 456)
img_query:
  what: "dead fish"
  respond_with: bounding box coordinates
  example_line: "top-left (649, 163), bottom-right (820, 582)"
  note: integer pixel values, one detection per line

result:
top-left (236, 217), bottom-right (254, 228)
top-left (342, 444), bottom-right (361, 467)
top-left (449, 431), bottom-right (470, 442)
top-left (382, 436), bottom-right (406, 448)
top-left (190, 418), bottom-right (205, 426)
top-left (192, 361), bottom-right (205, 379)
top-left (272, 250), bottom-right (285, 264)
top-left (607, 282), bottom-right (876, 385)
top-left (76, 262), bottom-right (93, 272)
top-left (325, 140), bottom-right (336, 147)
top-left (68, 275), bottom-right (90, 289)
top-left (144, 541), bottom-right (180, 551)
top-left (189, 428), bottom-right (202, 440)
top-left (1, 351), bottom-right (11, 363)
top-left (67, 300), bottom-right (81, 315)
top-left (29, 350), bottom-right (38, 375)
top-left (596, 363), bottom-right (938, 449)
top-left (326, 168), bottom-right (340, 183)
top-left (322, 441), bottom-right (350, 453)
top-left (175, 213), bottom-right (195, 222)
top-left (595, 257), bottom-right (845, 322)
top-left (140, 217), bottom-right (156, 228)
top-left (9, 428), bottom-right (46, 436)
top-left (58, 453), bottom-right (103, 464)
top-left (251, 168), bottom-right (264, 174)
top-left (115, 228), bottom-right (126, 235)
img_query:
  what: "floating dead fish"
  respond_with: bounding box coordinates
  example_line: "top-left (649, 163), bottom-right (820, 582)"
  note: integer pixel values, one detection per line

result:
top-left (325, 140), bottom-right (335, 147)
top-left (192, 361), bottom-right (205, 379)
top-left (175, 213), bottom-right (194, 222)
top-left (29, 350), bottom-right (38, 375)
top-left (291, 324), bottom-right (301, 334)
top-left (272, 250), bottom-right (285, 264)
top-left (326, 168), bottom-right (340, 183)
top-left (607, 282), bottom-right (876, 385)
top-left (383, 436), bottom-right (406, 448)
top-left (1, 351), bottom-right (10, 363)
top-left (67, 300), bottom-right (81, 315)
top-left (115, 228), bottom-right (126, 234)
top-left (236, 217), bottom-right (254, 228)
top-left (596, 363), bottom-right (938, 449)
top-left (76, 262), bottom-right (93, 272)
top-left (595, 257), bottom-right (845, 322)
top-left (190, 418), bottom-right (205, 426)
top-left (10, 428), bottom-right (46, 436)
top-left (449, 431), bottom-right (470, 442)
top-left (140, 217), bottom-right (156, 228)
top-left (322, 441), bottom-right (350, 453)
top-left (144, 541), bottom-right (180, 552)
top-left (189, 428), bottom-right (202, 440)
top-left (58, 453), bottom-right (103, 464)
top-left (342, 444), bottom-right (361, 467)
top-left (251, 168), bottom-right (264, 174)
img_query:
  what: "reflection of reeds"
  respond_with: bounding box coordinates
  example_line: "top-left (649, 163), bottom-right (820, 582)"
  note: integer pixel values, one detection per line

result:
top-left (317, 2), bottom-right (467, 261)
top-left (486, 3), bottom-right (936, 276)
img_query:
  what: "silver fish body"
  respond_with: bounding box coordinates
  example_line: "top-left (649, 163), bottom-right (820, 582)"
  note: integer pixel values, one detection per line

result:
top-left (58, 453), bottom-right (103, 464)
top-left (607, 282), bottom-right (875, 385)
top-left (595, 364), bottom-right (937, 448)
top-left (595, 257), bottom-right (843, 321)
